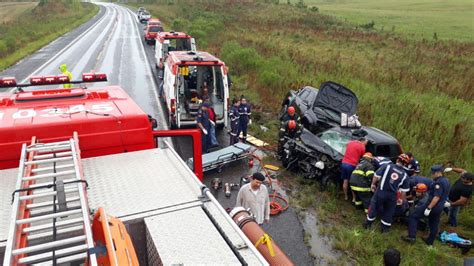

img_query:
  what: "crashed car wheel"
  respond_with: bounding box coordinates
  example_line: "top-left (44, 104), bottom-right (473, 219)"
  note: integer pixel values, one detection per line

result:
top-left (320, 174), bottom-right (338, 191)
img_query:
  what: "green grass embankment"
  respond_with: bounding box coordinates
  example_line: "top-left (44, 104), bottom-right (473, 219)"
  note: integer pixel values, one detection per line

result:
top-left (296, 0), bottom-right (474, 42)
top-left (130, 1), bottom-right (473, 264)
top-left (0, 1), bottom-right (99, 71)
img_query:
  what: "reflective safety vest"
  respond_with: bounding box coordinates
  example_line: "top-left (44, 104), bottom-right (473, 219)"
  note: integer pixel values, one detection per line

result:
top-left (349, 159), bottom-right (375, 191)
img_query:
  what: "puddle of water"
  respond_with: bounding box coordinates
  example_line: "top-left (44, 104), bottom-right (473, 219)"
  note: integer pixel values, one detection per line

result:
top-left (232, 148), bottom-right (343, 265)
top-left (302, 211), bottom-right (342, 265)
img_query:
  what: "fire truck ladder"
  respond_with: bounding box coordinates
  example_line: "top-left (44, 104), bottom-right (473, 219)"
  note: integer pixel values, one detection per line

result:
top-left (3, 135), bottom-right (97, 265)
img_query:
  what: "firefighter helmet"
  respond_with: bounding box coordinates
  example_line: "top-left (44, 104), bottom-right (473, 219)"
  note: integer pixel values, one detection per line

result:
top-left (287, 106), bottom-right (295, 116)
top-left (416, 183), bottom-right (428, 193)
top-left (398, 153), bottom-right (410, 166)
top-left (288, 120), bottom-right (296, 130)
top-left (363, 152), bottom-right (373, 159)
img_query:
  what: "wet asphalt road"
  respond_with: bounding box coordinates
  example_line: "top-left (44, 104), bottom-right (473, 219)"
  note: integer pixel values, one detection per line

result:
top-left (0, 3), bottom-right (313, 265)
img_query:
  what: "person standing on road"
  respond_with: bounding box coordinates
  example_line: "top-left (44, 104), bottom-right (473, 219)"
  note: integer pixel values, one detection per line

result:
top-left (364, 154), bottom-right (410, 233)
top-left (196, 103), bottom-right (211, 153)
top-left (349, 152), bottom-right (375, 213)
top-left (236, 172), bottom-right (270, 225)
top-left (237, 96), bottom-right (251, 142)
top-left (341, 138), bottom-right (368, 201)
top-left (59, 64), bottom-right (73, 88)
top-left (402, 165), bottom-right (451, 245)
top-left (207, 103), bottom-right (219, 147)
top-left (444, 168), bottom-right (472, 227)
top-left (229, 98), bottom-right (240, 145)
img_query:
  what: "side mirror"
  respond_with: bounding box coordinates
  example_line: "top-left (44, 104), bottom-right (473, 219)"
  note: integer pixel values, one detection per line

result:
top-left (148, 115), bottom-right (158, 129)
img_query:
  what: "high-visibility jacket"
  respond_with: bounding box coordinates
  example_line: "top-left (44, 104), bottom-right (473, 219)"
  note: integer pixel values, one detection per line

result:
top-left (349, 159), bottom-right (375, 192)
top-left (59, 64), bottom-right (73, 88)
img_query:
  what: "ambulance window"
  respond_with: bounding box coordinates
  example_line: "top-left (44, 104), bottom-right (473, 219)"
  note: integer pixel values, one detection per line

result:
top-left (149, 26), bottom-right (160, 32)
top-left (169, 39), bottom-right (191, 51)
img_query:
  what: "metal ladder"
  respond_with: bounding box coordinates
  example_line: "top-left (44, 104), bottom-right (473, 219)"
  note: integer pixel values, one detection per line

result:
top-left (3, 135), bottom-right (97, 265)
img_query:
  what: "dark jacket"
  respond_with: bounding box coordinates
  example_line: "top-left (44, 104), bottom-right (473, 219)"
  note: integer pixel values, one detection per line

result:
top-left (349, 159), bottom-right (375, 191)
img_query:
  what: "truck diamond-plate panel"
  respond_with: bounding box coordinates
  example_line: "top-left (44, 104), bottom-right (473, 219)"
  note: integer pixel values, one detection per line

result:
top-left (0, 169), bottom-right (18, 245)
top-left (83, 148), bottom-right (202, 219)
top-left (145, 207), bottom-right (241, 264)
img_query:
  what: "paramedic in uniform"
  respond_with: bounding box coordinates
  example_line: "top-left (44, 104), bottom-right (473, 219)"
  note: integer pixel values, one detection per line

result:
top-left (364, 154), bottom-right (411, 233)
top-left (196, 103), bottom-right (212, 153)
top-left (237, 96), bottom-right (251, 142)
top-left (403, 165), bottom-right (451, 245)
top-left (228, 98), bottom-right (240, 145)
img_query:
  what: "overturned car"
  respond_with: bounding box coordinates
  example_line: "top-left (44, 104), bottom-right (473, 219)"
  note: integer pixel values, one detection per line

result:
top-left (280, 82), bottom-right (402, 188)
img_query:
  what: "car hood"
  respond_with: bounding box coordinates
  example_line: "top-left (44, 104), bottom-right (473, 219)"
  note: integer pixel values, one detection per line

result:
top-left (314, 81), bottom-right (358, 116)
top-left (299, 128), bottom-right (343, 161)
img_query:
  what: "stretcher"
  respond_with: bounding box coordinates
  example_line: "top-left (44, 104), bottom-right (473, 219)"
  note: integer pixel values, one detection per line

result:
top-left (188, 142), bottom-right (252, 172)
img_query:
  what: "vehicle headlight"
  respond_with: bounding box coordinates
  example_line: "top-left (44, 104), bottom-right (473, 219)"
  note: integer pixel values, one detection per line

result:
top-left (315, 161), bottom-right (324, 170)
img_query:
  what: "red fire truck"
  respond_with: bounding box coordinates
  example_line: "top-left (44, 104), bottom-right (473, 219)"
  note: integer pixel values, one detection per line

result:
top-left (0, 75), bottom-right (273, 265)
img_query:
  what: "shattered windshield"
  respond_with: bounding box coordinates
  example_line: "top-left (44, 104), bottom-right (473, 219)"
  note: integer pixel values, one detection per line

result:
top-left (319, 129), bottom-right (351, 154)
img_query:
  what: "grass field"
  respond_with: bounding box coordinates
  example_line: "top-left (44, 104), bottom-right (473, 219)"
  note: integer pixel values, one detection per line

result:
top-left (0, 2), bottom-right (37, 23)
top-left (130, 1), bottom-right (473, 264)
top-left (298, 0), bottom-right (474, 42)
top-left (0, 1), bottom-right (99, 71)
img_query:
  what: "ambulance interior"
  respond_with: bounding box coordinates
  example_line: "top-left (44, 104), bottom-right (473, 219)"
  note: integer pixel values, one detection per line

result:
top-left (176, 65), bottom-right (225, 122)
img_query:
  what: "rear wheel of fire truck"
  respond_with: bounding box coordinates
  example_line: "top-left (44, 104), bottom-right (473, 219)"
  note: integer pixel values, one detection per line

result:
top-left (169, 115), bottom-right (177, 129)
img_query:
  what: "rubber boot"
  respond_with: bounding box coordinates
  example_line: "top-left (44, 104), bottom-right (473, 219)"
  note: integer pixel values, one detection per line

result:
top-left (381, 224), bottom-right (390, 234)
top-left (363, 220), bottom-right (372, 229)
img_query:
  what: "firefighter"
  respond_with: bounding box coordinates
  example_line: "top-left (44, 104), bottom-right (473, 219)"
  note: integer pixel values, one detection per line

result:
top-left (196, 103), bottom-right (211, 153)
top-left (403, 165), bottom-right (451, 245)
top-left (406, 175), bottom-right (433, 205)
top-left (277, 120), bottom-right (300, 158)
top-left (59, 64), bottom-right (73, 89)
top-left (405, 152), bottom-right (421, 176)
top-left (280, 106), bottom-right (300, 125)
top-left (349, 152), bottom-right (375, 213)
top-left (363, 154), bottom-right (410, 233)
top-left (412, 183), bottom-right (430, 208)
top-left (228, 98), bottom-right (240, 145)
top-left (237, 96), bottom-right (251, 142)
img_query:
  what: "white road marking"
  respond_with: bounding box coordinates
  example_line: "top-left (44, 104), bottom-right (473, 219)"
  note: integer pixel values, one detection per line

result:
top-left (123, 6), bottom-right (170, 134)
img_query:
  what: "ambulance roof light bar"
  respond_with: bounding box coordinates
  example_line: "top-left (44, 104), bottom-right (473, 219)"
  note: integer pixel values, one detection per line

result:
top-left (0, 73), bottom-right (108, 88)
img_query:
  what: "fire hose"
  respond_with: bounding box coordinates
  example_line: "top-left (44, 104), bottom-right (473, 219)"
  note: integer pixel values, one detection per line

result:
top-left (270, 191), bottom-right (289, 216)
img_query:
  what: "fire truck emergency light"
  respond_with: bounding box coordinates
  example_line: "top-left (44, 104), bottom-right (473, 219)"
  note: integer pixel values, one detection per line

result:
top-left (82, 73), bottom-right (107, 82)
top-left (0, 77), bottom-right (17, 88)
top-left (0, 73), bottom-right (107, 88)
top-left (30, 75), bottom-right (71, 85)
